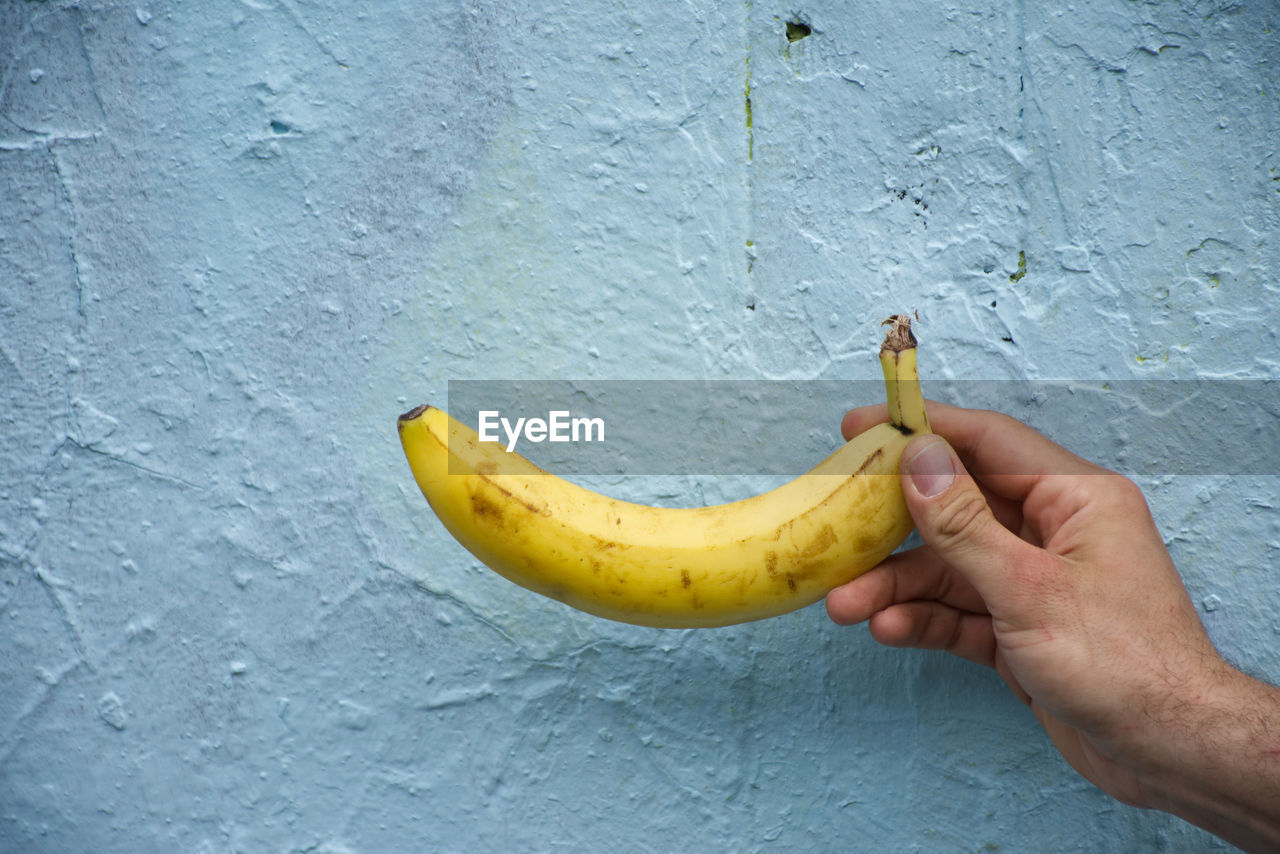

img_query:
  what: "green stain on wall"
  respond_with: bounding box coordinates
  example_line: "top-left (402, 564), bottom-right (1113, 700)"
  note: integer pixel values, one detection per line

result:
top-left (1009, 250), bottom-right (1027, 283)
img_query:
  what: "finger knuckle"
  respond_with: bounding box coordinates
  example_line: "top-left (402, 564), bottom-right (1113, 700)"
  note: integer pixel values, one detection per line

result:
top-left (1112, 474), bottom-right (1148, 504)
top-left (933, 490), bottom-right (990, 546)
top-left (1098, 473), bottom-right (1151, 516)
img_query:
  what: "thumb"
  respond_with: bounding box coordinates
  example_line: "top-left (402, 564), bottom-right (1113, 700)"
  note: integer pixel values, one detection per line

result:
top-left (898, 435), bottom-right (1038, 598)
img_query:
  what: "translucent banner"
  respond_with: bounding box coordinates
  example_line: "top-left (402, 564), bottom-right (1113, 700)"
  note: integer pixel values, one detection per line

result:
top-left (444, 379), bottom-right (1280, 476)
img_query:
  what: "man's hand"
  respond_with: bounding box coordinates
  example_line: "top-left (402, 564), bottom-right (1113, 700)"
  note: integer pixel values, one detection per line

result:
top-left (827, 401), bottom-right (1280, 852)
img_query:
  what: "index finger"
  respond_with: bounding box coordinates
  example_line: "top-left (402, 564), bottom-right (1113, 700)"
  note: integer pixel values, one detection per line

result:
top-left (841, 400), bottom-right (1107, 503)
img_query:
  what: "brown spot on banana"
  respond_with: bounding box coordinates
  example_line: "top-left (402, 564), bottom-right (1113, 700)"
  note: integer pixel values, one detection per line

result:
top-left (476, 474), bottom-right (552, 517)
top-left (772, 471), bottom-right (877, 543)
top-left (798, 523), bottom-right (838, 558)
top-left (469, 491), bottom-right (504, 523)
top-left (854, 447), bottom-right (885, 475)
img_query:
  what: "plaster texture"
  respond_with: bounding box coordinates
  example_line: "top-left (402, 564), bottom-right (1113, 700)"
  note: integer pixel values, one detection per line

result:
top-left (1, 1), bottom-right (1277, 851)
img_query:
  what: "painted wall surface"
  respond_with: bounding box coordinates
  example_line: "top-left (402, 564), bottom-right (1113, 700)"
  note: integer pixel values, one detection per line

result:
top-left (2, 1), bottom-right (1277, 851)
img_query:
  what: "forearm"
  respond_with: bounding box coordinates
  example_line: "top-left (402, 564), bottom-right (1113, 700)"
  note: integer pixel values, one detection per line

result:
top-left (1133, 664), bottom-right (1280, 853)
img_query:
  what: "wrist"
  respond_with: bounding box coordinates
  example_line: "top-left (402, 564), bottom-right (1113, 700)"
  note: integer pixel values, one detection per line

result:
top-left (1128, 662), bottom-right (1280, 852)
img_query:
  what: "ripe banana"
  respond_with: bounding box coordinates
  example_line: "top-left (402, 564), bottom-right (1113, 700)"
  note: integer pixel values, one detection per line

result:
top-left (397, 316), bottom-right (930, 628)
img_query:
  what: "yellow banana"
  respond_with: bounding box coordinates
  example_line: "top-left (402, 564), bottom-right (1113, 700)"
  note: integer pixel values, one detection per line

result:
top-left (397, 315), bottom-right (930, 628)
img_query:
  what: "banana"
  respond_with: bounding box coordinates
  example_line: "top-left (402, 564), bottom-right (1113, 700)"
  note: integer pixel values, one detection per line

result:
top-left (397, 315), bottom-right (930, 628)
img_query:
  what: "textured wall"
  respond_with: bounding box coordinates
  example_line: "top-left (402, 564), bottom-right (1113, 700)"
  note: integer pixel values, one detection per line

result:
top-left (2, 1), bottom-right (1277, 851)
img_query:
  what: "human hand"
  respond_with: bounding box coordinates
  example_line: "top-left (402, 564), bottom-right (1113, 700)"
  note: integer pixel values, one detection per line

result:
top-left (826, 401), bottom-right (1280, 851)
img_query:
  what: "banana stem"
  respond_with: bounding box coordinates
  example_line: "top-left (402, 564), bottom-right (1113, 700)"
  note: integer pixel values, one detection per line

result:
top-left (879, 315), bottom-right (931, 435)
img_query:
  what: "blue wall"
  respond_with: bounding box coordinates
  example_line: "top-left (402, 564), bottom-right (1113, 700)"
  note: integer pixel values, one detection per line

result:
top-left (2, 1), bottom-right (1277, 850)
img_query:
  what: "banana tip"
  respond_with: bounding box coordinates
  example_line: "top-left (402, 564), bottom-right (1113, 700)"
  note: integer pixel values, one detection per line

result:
top-left (398, 404), bottom-right (432, 427)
